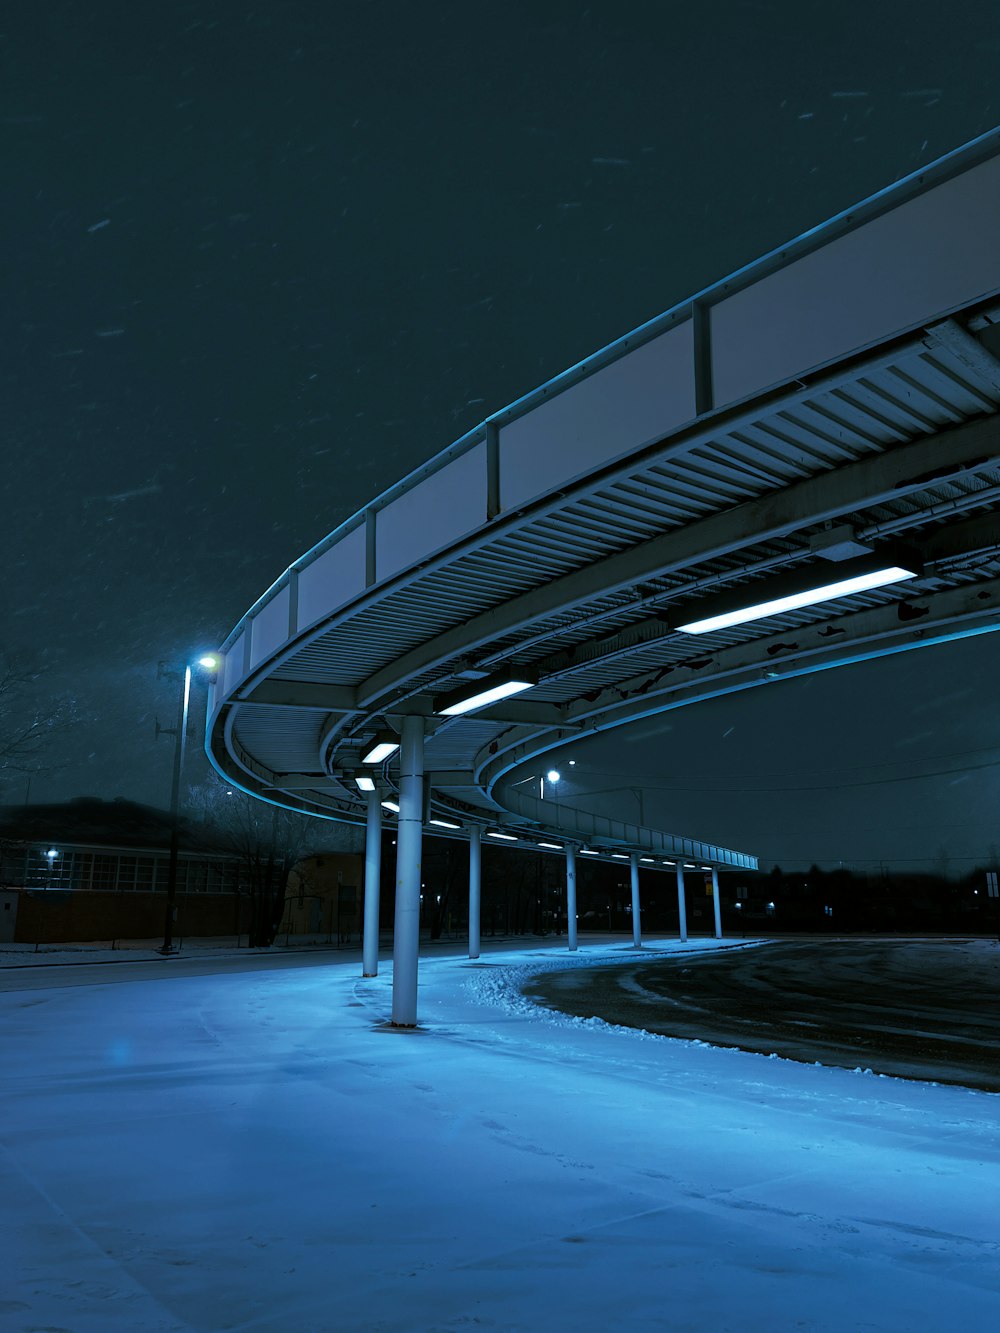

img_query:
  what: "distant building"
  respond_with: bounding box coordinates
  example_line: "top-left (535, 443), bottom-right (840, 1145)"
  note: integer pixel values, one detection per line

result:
top-left (278, 853), bottom-right (364, 943)
top-left (0, 797), bottom-right (247, 945)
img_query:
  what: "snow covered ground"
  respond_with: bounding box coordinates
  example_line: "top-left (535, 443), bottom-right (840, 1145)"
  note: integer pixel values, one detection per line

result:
top-left (2, 937), bottom-right (998, 1332)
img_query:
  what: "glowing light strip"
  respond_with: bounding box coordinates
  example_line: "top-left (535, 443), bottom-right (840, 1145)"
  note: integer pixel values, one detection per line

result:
top-left (438, 679), bottom-right (534, 716)
top-left (579, 848), bottom-right (599, 856)
top-left (487, 831), bottom-right (518, 841)
top-left (381, 800), bottom-right (400, 813)
top-left (355, 776), bottom-right (376, 792)
top-left (430, 818), bottom-right (461, 829)
top-left (537, 842), bottom-right (563, 850)
top-left (363, 740), bottom-right (399, 764)
top-left (675, 565), bottom-right (918, 635)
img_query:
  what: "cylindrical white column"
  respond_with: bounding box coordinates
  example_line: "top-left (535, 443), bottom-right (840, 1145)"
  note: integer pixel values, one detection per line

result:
top-left (711, 866), bottom-right (723, 940)
top-left (468, 825), bottom-right (481, 960)
top-left (675, 864), bottom-right (688, 943)
top-left (391, 716), bottom-right (424, 1026)
top-left (629, 852), bottom-right (642, 948)
top-left (565, 845), bottom-right (578, 951)
top-left (361, 789), bottom-right (383, 976)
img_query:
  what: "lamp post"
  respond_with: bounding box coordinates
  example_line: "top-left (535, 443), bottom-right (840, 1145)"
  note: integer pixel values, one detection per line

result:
top-left (156, 654), bottom-right (219, 955)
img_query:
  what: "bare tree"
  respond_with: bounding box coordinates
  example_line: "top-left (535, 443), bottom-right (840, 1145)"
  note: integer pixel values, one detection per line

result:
top-left (187, 776), bottom-right (350, 947)
top-left (0, 654), bottom-right (74, 798)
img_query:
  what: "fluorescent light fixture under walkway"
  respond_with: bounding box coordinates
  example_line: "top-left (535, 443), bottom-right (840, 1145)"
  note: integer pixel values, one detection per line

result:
top-left (434, 672), bottom-right (536, 717)
top-left (674, 552), bottom-right (921, 635)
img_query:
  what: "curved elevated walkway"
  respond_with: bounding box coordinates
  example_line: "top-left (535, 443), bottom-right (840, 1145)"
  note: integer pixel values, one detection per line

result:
top-left (207, 128), bottom-right (1000, 1020)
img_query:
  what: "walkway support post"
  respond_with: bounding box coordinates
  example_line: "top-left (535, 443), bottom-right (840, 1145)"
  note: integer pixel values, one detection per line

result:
top-left (565, 845), bottom-right (578, 952)
top-left (711, 866), bottom-right (723, 940)
top-left (675, 864), bottom-right (688, 943)
top-left (391, 715), bottom-right (424, 1026)
top-left (361, 789), bottom-right (382, 976)
top-left (629, 852), bottom-right (642, 948)
top-left (468, 825), bottom-right (481, 960)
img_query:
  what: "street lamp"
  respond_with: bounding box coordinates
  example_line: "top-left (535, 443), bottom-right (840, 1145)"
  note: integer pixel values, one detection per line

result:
top-left (156, 653), bottom-right (220, 955)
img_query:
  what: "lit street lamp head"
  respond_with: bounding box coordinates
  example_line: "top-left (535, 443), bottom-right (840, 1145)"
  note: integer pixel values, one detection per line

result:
top-left (546, 770), bottom-right (561, 783)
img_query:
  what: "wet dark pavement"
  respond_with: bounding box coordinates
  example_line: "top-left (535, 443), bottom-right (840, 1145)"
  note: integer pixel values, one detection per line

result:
top-left (524, 938), bottom-right (1000, 1091)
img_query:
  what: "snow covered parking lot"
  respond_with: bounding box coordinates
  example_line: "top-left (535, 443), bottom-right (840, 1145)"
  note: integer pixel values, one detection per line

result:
top-left (2, 938), bottom-right (998, 1332)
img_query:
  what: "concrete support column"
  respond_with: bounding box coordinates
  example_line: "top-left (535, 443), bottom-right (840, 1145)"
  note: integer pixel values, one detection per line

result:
top-left (468, 826), bottom-right (481, 960)
top-left (675, 864), bottom-right (688, 943)
top-left (361, 790), bottom-right (382, 977)
top-left (629, 852), bottom-right (642, 948)
top-left (565, 845), bottom-right (578, 952)
top-left (391, 715), bottom-right (424, 1027)
top-left (711, 866), bottom-right (723, 940)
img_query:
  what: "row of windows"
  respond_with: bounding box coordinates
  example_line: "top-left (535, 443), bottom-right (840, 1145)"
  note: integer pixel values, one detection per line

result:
top-left (1, 848), bottom-right (244, 895)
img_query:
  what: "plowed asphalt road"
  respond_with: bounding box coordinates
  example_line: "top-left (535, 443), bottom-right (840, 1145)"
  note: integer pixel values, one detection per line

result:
top-left (524, 938), bottom-right (1000, 1090)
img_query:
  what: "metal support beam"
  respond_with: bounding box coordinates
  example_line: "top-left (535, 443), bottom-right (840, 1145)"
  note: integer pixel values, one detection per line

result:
top-left (391, 715), bottom-right (424, 1026)
top-left (356, 414), bottom-right (1000, 709)
top-left (676, 864), bottom-right (688, 944)
top-left (711, 866), bottom-right (722, 940)
top-left (565, 845), bottom-right (578, 952)
top-left (362, 790), bottom-right (382, 977)
top-left (629, 852), bottom-right (642, 948)
top-left (468, 826), bottom-right (481, 960)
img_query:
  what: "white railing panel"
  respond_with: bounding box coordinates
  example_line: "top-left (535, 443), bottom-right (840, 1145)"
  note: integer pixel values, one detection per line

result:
top-left (296, 523), bottom-right (367, 633)
top-left (224, 634), bottom-right (245, 693)
top-left (375, 440), bottom-right (487, 584)
top-left (499, 321), bottom-right (695, 512)
top-left (249, 584), bottom-right (291, 669)
top-left (711, 153), bottom-right (1000, 408)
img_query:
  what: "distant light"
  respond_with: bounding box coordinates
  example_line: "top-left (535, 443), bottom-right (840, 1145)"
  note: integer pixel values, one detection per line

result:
top-left (381, 800), bottom-right (400, 813)
top-left (735, 901), bottom-right (742, 910)
top-left (611, 853), bottom-right (629, 860)
top-left (355, 776), bottom-right (376, 793)
top-left (640, 857), bottom-right (654, 863)
top-left (436, 676), bottom-right (535, 717)
top-left (197, 654), bottom-right (220, 670)
top-left (486, 830), bottom-right (518, 841)
top-left (546, 770), bottom-right (561, 783)
top-left (701, 865), bottom-right (713, 871)
top-left (225, 790), bottom-right (234, 796)
top-left (45, 848), bottom-right (58, 861)
top-left (430, 818), bottom-right (461, 829)
top-left (683, 863), bottom-right (697, 869)
top-left (767, 901), bottom-right (776, 910)
top-left (662, 860), bottom-right (675, 866)
top-left (363, 739), bottom-right (399, 765)
top-left (537, 842), bottom-right (562, 850)
top-left (675, 563), bottom-right (918, 635)
top-left (569, 760), bottom-right (576, 766)
top-left (579, 848), bottom-right (599, 856)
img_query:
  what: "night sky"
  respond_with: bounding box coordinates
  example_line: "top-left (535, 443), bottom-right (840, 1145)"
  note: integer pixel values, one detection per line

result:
top-left (5, 2), bottom-right (1000, 870)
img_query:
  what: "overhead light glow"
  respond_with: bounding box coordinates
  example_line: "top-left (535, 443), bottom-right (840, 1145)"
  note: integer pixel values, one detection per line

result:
top-left (662, 860), bottom-right (675, 866)
top-left (381, 799), bottom-right (400, 813)
top-left (197, 654), bottom-right (220, 670)
top-left (640, 857), bottom-right (654, 863)
top-left (683, 863), bottom-right (697, 869)
top-left (579, 848), bottom-right (599, 856)
top-left (363, 739), bottom-right (399, 765)
top-left (611, 853), bottom-right (629, 860)
top-left (675, 564), bottom-right (918, 635)
top-left (437, 678), bottom-right (535, 717)
top-left (487, 830), bottom-right (518, 841)
top-left (546, 770), bottom-right (561, 783)
top-left (430, 818), bottom-right (461, 829)
top-left (354, 776), bottom-right (376, 793)
top-left (537, 842), bottom-right (562, 850)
